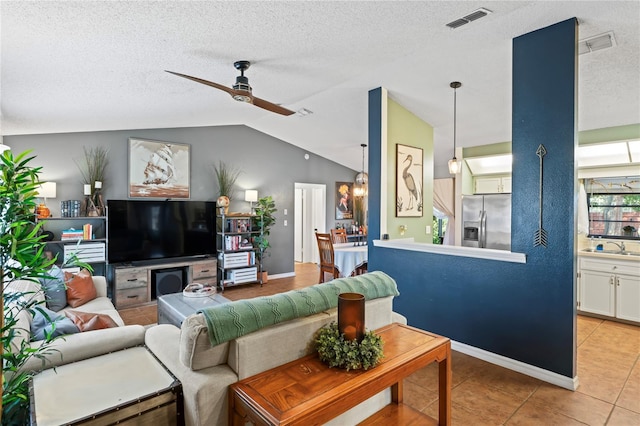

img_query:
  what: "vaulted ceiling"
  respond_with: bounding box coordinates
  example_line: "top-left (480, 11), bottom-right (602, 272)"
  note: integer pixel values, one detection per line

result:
top-left (1, 1), bottom-right (638, 176)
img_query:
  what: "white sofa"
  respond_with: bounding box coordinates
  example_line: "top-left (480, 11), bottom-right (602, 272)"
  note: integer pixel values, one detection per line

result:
top-left (145, 272), bottom-right (406, 426)
top-left (5, 276), bottom-right (146, 374)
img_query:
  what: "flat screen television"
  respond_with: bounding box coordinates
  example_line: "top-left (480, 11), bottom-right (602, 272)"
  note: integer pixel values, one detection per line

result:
top-left (107, 199), bottom-right (216, 264)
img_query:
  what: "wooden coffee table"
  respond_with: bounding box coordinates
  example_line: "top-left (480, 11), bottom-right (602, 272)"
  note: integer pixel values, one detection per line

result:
top-left (229, 322), bottom-right (451, 425)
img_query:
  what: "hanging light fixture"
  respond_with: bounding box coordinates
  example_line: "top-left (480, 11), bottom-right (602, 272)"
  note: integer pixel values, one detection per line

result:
top-left (354, 143), bottom-right (368, 197)
top-left (448, 81), bottom-right (462, 175)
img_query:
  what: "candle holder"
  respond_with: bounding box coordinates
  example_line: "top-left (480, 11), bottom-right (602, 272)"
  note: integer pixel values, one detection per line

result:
top-left (338, 292), bottom-right (365, 342)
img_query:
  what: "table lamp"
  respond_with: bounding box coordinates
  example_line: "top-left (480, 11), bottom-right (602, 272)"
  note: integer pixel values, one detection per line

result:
top-left (245, 190), bottom-right (258, 213)
top-left (36, 182), bottom-right (57, 218)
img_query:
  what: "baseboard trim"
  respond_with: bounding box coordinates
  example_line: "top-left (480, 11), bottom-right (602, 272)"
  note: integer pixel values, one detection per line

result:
top-left (451, 340), bottom-right (579, 391)
top-left (266, 271), bottom-right (296, 280)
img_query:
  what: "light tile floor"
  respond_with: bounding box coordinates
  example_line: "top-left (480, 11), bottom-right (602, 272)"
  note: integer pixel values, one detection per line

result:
top-left (119, 264), bottom-right (640, 425)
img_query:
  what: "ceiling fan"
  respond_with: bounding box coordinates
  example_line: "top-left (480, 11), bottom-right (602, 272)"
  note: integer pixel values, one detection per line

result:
top-left (165, 60), bottom-right (295, 116)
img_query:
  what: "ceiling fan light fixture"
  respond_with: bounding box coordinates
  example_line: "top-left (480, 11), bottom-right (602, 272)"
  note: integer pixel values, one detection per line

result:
top-left (233, 94), bottom-right (252, 103)
top-left (449, 81), bottom-right (462, 175)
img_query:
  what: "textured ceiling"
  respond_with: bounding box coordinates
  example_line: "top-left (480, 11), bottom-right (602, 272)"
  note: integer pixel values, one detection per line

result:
top-left (1, 1), bottom-right (638, 176)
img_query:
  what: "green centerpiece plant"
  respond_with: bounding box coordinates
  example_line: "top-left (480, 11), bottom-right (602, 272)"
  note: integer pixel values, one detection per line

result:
top-left (315, 322), bottom-right (384, 371)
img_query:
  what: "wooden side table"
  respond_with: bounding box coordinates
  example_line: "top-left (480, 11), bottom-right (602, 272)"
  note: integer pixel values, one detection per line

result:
top-left (229, 322), bottom-right (451, 425)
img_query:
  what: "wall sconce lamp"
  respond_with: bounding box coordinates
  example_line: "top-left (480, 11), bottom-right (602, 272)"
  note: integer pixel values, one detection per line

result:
top-left (245, 190), bottom-right (258, 213)
top-left (448, 81), bottom-right (462, 175)
top-left (36, 182), bottom-right (57, 218)
top-left (399, 224), bottom-right (407, 236)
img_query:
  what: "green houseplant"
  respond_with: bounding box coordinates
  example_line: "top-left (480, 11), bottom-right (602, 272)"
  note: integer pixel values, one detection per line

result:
top-left (252, 196), bottom-right (277, 281)
top-left (1, 149), bottom-right (55, 423)
top-left (1, 150), bottom-right (92, 424)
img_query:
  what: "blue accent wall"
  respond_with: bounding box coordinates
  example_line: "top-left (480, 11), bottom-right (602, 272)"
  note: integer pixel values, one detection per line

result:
top-left (368, 88), bottom-right (383, 241)
top-left (368, 19), bottom-right (577, 377)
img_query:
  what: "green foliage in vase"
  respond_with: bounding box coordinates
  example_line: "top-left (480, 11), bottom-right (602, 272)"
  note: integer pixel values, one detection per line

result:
top-left (75, 146), bottom-right (108, 187)
top-left (315, 322), bottom-right (384, 371)
top-left (213, 160), bottom-right (241, 201)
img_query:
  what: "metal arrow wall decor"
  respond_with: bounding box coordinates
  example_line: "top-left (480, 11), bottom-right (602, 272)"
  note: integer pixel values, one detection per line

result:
top-left (534, 144), bottom-right (548, 247)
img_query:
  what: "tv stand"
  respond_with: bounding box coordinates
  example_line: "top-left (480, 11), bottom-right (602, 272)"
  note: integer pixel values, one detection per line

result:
top-left (112, 258), bottom-right (217, 309)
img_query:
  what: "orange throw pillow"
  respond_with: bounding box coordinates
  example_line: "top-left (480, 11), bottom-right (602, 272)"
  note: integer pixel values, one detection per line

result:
top-left (64, 269), bottom-right (97, 308)
top-left (64, 310), bottom-right (118, 332)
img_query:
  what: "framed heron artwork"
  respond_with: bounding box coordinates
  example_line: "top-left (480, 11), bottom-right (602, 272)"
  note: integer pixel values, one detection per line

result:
top-left (396, 144), bottom-right (423, 217)
top-left (128, 138), bottom-right (191, 199)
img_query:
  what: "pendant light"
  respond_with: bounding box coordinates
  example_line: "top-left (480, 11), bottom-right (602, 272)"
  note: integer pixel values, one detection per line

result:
top-left (354, 143), bottom-right (368, 197)
top-left (448, 81), bottom-right (462, 175)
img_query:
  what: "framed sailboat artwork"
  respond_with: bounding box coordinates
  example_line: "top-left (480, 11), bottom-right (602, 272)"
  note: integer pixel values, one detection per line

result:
top-left (128, 138), bottom-right (191, 199)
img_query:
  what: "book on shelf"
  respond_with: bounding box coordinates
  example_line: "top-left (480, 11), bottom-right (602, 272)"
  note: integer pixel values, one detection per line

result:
top-left (225, 218), bottom-right (252, 233)
top-left (224, 235), bottom-right (255, 251)
top-left (82, 223), bottom-right (93, 240)
top-left (61, 228), bottom-right (84, 240)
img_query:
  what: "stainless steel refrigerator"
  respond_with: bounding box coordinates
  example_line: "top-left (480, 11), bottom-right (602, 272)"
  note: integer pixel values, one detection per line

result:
top-left (461, 194), bottom-right (511, 250)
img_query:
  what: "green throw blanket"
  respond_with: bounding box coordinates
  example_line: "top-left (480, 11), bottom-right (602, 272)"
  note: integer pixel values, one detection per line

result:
top-left (199, 271), bottom-right (399, 346)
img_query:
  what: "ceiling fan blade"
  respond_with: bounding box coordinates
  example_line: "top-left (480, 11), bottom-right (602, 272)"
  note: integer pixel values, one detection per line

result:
top-left (165, 70), bottom-right (235, 96)
top-left (252, 96), bottom-right (296, 116)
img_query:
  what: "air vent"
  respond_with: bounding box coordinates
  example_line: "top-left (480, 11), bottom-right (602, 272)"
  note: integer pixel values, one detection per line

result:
top-left (579, 31), bottom-right (616, 55)
top-left (446, 8), bottom-right (492, 29)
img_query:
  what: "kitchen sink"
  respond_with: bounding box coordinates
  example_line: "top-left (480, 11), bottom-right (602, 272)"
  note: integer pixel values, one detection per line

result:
top-left (581, 248), bottom-right (640, 256)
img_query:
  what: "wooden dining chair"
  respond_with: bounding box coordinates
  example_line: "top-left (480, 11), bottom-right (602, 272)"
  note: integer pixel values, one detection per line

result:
top-left (354, 262), bottom-right (368, 276)
top-left (315, 232), bottom-right (339, 283)
top-left (330, 228), bottom-right (348, 244)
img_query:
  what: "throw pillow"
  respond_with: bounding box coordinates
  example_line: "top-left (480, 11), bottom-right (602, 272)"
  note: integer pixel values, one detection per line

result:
top-left (64, 269), bottom-right (97, 308)
top-left (31, 306), bottom-right (80, 341)
top-left (64, 310), bottom-right (118, 332)
top-left (39, 265), bottom-right (67, 311)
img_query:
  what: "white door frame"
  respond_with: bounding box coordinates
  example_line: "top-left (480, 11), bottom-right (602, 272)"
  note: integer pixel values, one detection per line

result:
top-left (294, 183), bottom-right (326, 264)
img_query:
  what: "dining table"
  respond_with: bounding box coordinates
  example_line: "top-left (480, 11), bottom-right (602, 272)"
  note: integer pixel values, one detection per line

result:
top-left (333, 242), bottom-right (368, 278)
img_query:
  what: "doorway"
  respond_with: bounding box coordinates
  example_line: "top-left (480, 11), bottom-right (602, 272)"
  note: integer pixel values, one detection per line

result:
top-left (294, 183), bottom-right (326, 264)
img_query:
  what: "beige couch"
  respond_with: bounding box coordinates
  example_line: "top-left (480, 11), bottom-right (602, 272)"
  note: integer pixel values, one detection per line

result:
top-left (5, 276), bottom-right (146, 374)
top-left (145, 274), bottom-right (406, 426)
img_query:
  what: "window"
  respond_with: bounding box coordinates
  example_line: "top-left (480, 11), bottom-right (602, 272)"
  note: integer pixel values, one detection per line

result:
top-left (586, 177), bottom-right (640, 240)
top-left (432, 208), bottom-right (449, 244)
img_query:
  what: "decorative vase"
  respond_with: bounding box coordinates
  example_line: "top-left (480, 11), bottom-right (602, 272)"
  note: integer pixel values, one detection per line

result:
top-left (338, 293), bottom-right (365, 342)
top-left (36, 204), bottom-right (50, 218)
top-left (217, 195), bottom-right (230, 215)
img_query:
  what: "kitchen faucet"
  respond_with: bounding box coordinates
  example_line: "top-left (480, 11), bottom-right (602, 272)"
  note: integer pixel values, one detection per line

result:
top-left (606, 241), bottom-right (626, 253)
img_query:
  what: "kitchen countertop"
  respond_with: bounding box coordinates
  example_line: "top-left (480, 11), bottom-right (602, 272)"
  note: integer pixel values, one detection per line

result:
top-left (373, 238), bottom-right (527, 264)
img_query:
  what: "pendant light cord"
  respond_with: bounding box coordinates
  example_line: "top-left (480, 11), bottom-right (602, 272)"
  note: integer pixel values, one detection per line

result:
top-left (453, 87), bottom-right (457, 155)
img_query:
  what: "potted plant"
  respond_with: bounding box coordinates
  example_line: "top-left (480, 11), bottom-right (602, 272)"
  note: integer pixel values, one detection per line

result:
top-left (252, 196), bottom-right (277, 283)
top-left (75, 146), bottom-right (108, 216)
top-left (1, 150), bottom-right (64, 422)
top-left (213, 161), bottom-right (241, 212)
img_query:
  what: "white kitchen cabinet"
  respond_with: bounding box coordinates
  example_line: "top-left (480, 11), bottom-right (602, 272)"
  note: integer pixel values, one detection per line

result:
top-left (474, 176), bottom-right (511, 194)
top-left (579, 269), bottom-right (615, 316)
top-left (617, 273), bottom-right (640, 322)
top-left (578, 256), bottom-right (640, 323)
